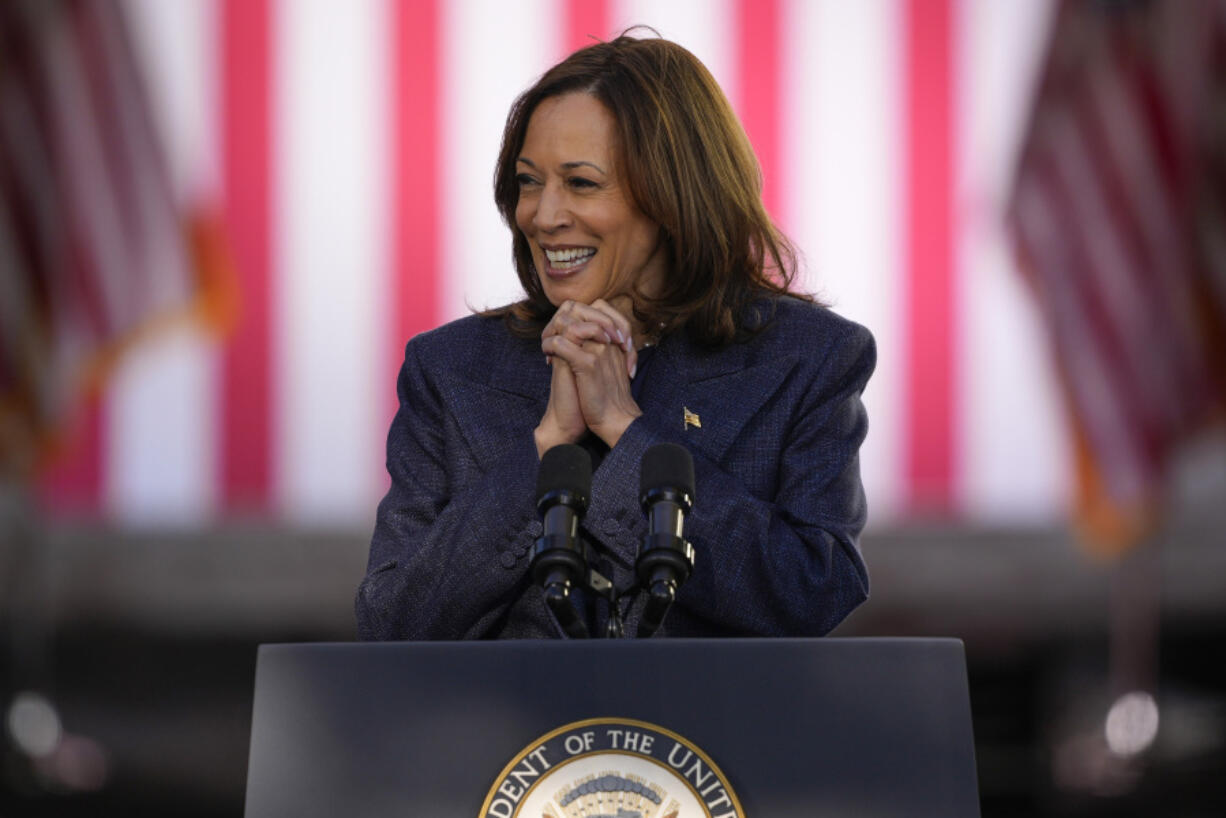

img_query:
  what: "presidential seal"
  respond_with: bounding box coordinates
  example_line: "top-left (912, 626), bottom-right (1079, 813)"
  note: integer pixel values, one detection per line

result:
top-left (479, 717), bottom-right (743, 818)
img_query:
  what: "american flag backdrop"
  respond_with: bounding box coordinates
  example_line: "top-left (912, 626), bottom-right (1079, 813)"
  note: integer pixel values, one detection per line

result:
top-left (32, 0), bottom-right (1071, 529)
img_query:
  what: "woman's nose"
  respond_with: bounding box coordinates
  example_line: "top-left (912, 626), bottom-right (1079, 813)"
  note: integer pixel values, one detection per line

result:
top-left (533, 183), bottom-right (571, 232)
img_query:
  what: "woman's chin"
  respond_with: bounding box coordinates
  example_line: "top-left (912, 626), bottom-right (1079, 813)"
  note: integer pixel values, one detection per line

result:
top-left (541, 278), bottom-right (597, 307)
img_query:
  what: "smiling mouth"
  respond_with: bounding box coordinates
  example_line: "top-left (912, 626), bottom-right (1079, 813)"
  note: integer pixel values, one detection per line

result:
top-left (543, 247), bottom-right (596, 275)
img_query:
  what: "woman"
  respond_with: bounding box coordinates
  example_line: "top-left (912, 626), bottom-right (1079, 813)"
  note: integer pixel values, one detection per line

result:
top-left (356, 32), bottom-right (874, 640)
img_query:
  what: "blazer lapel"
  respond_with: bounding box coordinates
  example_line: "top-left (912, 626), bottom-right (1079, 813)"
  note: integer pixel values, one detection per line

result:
top-left (642, 333), bottom-right (799, 463)
top-left (440, 334), bottom-right (549, 470)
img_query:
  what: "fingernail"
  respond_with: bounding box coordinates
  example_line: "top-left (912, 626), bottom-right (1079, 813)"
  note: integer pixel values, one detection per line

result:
top-left (630, 362), bottom-right (637, 378)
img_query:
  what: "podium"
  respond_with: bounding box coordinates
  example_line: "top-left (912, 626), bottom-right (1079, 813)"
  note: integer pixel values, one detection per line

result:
top-left (245, 638), bottom-right (980, 817)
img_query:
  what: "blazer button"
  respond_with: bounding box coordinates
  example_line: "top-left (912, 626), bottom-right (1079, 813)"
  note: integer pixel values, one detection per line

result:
top-left (528, 521), bottom-right (543, 537)
top-left (601, 518), bottom-right (620, 535)
top-left (499, 551), bottom-right (517, 569)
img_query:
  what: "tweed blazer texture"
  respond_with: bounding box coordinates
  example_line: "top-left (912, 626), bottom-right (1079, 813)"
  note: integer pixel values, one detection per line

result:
top-left (356, 296), bottom-right (875, 640)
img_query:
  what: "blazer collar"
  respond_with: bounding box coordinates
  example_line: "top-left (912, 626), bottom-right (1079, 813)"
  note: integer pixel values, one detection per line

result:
top-left (481, 326), bottom-right (766, 400)
top-left (446, 325), bottom-right (797, 467)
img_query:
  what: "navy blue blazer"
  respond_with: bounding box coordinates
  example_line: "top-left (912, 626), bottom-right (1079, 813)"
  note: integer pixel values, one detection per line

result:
top-left (356, 296), bottom-right (875, 639)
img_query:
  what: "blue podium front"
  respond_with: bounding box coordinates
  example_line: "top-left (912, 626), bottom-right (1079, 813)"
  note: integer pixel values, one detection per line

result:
top-left (244, 638), bottom-right (980, 818)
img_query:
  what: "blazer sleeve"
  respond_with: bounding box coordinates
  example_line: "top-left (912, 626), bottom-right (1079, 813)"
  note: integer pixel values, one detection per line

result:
top-left (355, 339), bottom-right (554, 640)
top-left (588, 320), bottom-right (875, 637)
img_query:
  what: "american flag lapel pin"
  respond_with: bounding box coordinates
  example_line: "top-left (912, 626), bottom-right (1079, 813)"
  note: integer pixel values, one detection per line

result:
top-left (683, 406), bottom-right (701, 430)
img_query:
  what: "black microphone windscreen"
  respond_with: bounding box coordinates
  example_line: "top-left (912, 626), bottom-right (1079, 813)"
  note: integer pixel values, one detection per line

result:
top-left (536, 444), bottom-right (592, 505)
top-left (640, 443), bottom-right (695, 498)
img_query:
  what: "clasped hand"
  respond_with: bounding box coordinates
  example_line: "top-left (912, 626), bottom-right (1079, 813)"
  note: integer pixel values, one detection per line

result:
top-left (534, 299), bottom-right (642, 457)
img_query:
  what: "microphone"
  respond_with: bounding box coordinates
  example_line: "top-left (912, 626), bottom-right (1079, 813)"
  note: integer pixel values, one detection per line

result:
top-left (531, 444), bottom-right (592, 638)
top-left (635, 443), bottom-right (696, 637)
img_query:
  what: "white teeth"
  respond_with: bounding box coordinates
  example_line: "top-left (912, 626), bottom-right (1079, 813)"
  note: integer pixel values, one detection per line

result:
top-left (544, 247), bottom-right (595, 269)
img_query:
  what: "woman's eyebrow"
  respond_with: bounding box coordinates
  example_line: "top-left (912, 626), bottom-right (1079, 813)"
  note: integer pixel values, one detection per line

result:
top-left (561, 160), bottom-right (606, 174)
top-left (516, 157), bottom-right (606, 174)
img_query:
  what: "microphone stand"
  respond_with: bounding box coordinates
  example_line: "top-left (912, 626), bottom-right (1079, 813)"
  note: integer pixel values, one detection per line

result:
top-left (534, 443), bottom-right (696, 639)
top-left (533, 529), bottom-right (622, 639)
top-left (633, 443), bottom-right (696, 638)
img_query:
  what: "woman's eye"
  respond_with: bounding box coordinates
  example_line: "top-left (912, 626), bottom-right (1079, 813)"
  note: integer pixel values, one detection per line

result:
top-left (568, 177), bottom-right (597, 189)
top-left (515, 173), bottom-right (539, 187)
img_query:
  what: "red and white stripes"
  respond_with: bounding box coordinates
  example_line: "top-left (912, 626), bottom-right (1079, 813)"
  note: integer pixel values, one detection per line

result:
top-left (33, 0), bottom-right (1066, 528)
top-left (220, 0), bottom-right (272, 514)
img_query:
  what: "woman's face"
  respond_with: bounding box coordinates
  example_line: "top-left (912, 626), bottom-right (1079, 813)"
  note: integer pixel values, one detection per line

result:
top-left (515, 92), bottom-right (666, 309)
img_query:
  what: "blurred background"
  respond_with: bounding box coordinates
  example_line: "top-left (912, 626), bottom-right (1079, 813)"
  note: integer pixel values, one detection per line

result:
top-left (2, 0), bottom-right (1224, 815)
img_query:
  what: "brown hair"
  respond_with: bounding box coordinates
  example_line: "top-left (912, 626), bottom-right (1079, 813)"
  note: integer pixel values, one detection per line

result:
top-left (491, 30), bottom-right (809, 346)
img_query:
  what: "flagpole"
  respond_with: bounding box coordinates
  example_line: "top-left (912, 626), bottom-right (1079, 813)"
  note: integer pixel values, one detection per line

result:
top-left (1108, 534), bottom-right (1161, 700)
top-left (1, 478), bottom-right (64, 780)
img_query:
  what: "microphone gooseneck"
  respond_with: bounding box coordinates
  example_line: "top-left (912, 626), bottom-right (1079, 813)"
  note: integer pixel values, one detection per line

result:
top-left (530, 444), bottom-right (592, 638)
top-left (635, 443), bottom-right (696, 637)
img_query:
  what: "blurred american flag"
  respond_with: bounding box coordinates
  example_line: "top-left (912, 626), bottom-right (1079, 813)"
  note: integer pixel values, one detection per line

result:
top-left (1007, 0), bottom-right (1226, 549)
top-left (26, 0), bottom-right (1073, 529)
top-left (0, 0), bottom-right (224, 482)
